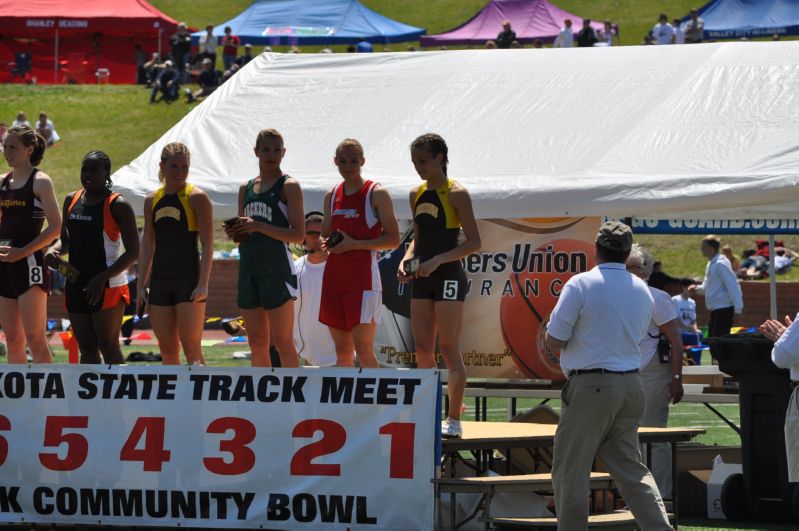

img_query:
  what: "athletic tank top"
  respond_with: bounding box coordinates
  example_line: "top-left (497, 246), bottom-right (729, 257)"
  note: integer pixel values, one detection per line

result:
top-left (413, 179), bottom-right (461, 262)
top-left (151, 184), bottom-right (199, 275)
top-left (239, 175), bottom-right (295, 276)
top-left (323, 180), bottom-right (382, 292)
top-left (66, 190), bottom-right (128, 287)
top-left (0, 169), bottom-right (45, 246)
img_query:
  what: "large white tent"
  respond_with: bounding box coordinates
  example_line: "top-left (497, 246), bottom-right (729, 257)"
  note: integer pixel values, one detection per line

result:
top-left (113, 42), bottom-right (799, 220)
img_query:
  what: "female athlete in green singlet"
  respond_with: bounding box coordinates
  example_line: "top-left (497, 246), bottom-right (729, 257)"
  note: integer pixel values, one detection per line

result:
top-left (225, 129), bottom-right (304, 368)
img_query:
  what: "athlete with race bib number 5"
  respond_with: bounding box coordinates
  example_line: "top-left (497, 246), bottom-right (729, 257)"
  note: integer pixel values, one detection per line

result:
top-left (399, 133), bottom-right (481, 438)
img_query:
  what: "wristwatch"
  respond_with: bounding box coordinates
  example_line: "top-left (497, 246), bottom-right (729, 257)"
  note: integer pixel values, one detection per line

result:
top-left (672, 374), bottom-right (682, 380)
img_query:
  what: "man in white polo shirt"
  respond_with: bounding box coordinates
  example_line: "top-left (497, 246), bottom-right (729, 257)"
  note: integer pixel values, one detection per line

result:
top-left (546, 221), bottom-right (672, 530)
top-left (760, 315), bottom-right (799, 482)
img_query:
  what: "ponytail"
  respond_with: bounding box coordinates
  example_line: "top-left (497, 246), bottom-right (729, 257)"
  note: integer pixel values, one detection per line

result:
top-left (7, 125), bottom-right (46, 166)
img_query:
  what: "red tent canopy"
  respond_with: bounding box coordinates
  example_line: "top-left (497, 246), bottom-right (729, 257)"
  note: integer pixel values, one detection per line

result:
top-left (0, 0), bottom-right (182, 84)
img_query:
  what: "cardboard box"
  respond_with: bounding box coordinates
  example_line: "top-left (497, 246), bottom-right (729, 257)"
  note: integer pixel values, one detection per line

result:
top-left (707, 457), bottom-right (742, 519)
top-left (676, 445), bottom-right (741, 516)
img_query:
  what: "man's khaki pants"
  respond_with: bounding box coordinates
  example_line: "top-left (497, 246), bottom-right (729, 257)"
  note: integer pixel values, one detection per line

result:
top-left (552, 372), bottom-right (672, 531)
top-left (639, 358), bottom-right (673, 497)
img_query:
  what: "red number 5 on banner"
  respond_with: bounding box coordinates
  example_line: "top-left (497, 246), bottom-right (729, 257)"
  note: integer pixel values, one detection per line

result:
top-left (39, 416), bottom-right (89, 471)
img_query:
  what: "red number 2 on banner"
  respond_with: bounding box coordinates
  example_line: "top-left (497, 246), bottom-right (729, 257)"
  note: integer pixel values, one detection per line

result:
top-left (120, 417), bottom-right (171, 471)
top-left (290, 419), bottom-right (347, 476)
top-left (39, 416), bottom-right (89, 471)
top-left (203, 417), bottom-right (256, 475)
top-left (0, 415), bottom-right (10, 466)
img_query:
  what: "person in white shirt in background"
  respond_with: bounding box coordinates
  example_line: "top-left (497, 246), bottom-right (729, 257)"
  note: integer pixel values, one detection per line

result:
top-left (11, 111), bottom-right (30, 128)
top-left (198, 24), bottom-right (218, 65)
top-left (35, 112), bottom-right (60, 146)
top-left (626, 244), bottom-right (684, 500)
top-left (546, 221), bottom-right (672, 531)
top-left (759, 315), bottom-right (799, 481)
top-left (599, 20), bottom-right (617, 46)
top-left (672, 18), bottom-right (686, 44)
top-left (652, 14), bottom-right (675, 45)
top-left (553, 18), bottom-right (573, 48)
top-left (690, 235), bottom-right (743, 338)
top-left (673, 278), bottom-right (700, 334)
top-left (293, 211), bottom-right (337, 367)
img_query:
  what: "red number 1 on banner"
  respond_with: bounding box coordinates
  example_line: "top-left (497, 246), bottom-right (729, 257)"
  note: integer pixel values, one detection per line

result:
top-left (0, 415), bottom-right (10, 466)
top-left (379, 422), bottom-right (415, 479)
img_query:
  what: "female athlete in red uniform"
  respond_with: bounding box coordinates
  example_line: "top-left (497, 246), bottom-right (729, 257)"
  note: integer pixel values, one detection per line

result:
top-left (320, 139), bottom-right (400, 367)
top-left (399, 133), bottom-right (481, 438)
top-left (0, 125), bottom-right (61, 364)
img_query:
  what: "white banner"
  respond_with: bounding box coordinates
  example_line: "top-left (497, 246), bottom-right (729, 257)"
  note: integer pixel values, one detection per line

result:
top-left (378, 217), bottom-right (601, 380)
top-left (0, 366), bottom-right (439, 530)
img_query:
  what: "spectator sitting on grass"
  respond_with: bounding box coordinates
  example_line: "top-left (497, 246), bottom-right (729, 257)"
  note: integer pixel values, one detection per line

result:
top-left (533, 39), bottom-right (543, 49)
top-left (185, 58), bottom-right (220, 103)
top-left (143, 53), bottom-right (162, 87)
top-left (11, 111), bottom-right (30, 128)
top-left (222, 63), bottom-right (240, 83)
top-left (510, 40), bottom-right (521, 48)
top-left (35, 112), bottom-right (60, 146)
top-left (236, 43), bottom-right (255, 67)
top-left (150, 60), bottom-right (179, 103)
top-left (485, 40), bottom-right (497, 49)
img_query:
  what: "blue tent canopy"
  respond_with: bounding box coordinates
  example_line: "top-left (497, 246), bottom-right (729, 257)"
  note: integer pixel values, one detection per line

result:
top-left (687, 0), bottom-right (799, 39)
top-left (191, 0), bottom-right (425, 45)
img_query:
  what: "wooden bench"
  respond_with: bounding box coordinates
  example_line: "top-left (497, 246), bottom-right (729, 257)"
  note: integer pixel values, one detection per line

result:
top-left (489, 509), bottom-right (638, 529)
top-left (434, 472), bottom-right (615, 529)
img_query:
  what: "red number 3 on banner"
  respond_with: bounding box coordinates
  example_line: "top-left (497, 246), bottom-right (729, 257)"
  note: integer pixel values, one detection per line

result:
top-left (203, 417), bottom-right (256, 475)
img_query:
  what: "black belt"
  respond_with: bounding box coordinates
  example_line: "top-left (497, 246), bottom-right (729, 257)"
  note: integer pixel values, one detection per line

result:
top-left (568, 368), bottom-right (640, 378)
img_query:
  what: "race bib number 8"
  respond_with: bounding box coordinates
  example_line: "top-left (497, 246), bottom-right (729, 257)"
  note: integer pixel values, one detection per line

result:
top-left (443, 280), bottom-right (458, 300)
top-left (30, 265), bottom-right (43, 285)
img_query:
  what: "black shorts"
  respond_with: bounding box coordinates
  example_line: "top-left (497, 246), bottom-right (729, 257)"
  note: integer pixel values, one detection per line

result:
top-left (412, 262), bottom-right (467, 302)
top-left (0, 250), bottom-right (49, 299)
top-left (149, 271), bottom-right (198, 306)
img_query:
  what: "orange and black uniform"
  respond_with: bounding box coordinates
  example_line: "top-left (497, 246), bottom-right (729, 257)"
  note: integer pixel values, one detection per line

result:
top-left (64, 190), bottom-right (130, 313)
top-left (149, 184), bottom-right (199, 306)
top-left (411, 179), bottom-right (467, 302)
top-left (0, 169), bottom-right (49, 298)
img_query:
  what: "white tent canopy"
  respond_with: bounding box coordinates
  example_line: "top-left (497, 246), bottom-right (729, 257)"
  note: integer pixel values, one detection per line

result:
top-left (113, 42), bottom-right (799, 220)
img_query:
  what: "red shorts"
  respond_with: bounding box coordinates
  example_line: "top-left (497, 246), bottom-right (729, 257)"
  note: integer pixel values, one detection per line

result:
top-left (319, 289), bottom-right (382, 332)
top-left (65, 283), bottom-right (130, 313)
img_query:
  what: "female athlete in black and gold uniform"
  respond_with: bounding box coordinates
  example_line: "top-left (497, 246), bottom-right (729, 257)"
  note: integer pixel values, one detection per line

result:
top-left (137, 142), bottom-right (214, 365)
top-left (398, 134), bottom-right (481, 438)
top-left (0, 125), bottom-right (61, 364)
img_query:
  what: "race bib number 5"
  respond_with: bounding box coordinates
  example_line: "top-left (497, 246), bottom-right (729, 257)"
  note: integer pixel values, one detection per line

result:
top-left (443, 280), bottom-right (458, 300)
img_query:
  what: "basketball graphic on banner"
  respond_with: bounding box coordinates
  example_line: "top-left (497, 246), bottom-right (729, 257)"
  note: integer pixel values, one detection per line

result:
top-left (500, 239), bottom-right (596, 381)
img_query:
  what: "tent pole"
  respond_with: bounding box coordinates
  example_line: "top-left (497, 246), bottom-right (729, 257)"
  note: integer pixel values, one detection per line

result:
top-left (158, 27), bottom-right (162, 58)
top-left (54, 29), bottom-right (59, 84)
top-left (769, 234), bottom-right (777, 320)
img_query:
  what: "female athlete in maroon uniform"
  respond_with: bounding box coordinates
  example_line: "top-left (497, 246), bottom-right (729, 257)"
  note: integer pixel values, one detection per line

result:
top-left (320, 139), bottom-right (399, 367)
top-left (0, 125), bottom-right (61, 364)
top-left (47, 151), bottom-right (139, 364)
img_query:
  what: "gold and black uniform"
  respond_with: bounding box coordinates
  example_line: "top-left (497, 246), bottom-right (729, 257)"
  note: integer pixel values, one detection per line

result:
top-left (411, 179), bottom-right (467, 302)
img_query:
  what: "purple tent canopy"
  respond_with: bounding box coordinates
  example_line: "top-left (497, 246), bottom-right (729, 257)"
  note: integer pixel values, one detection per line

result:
top-left (421, 0), bottom-right (613, 46)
